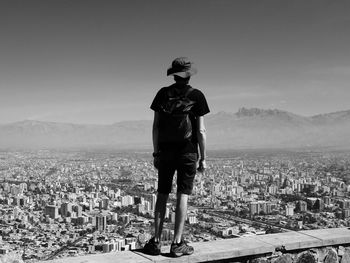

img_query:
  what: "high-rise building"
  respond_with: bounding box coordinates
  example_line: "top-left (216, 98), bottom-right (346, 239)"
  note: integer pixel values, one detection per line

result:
top-left (160, 229), bottom-right (172, 242)
top-left (250, 202), bottom-right (258, 215)
top-left (19, 197), bottom-right (26, 206)
top-left (165, 207), bottom-right (170, 219)
top-left (89, 200), bottom-right (94, 211)
top-left (249, 201), bottom-right (270, 215)
top-left (3, 183), bottom-right (9, 192)
top-left (99, 198), bottom-right (109, 210)
top-left (11, 185), bottom-right (22, 196)
top-left (112, 212), bottom-right (118, 222)
top-left (339, 199), bottom-right (350, 209)
top-left (143, 200), bottom-right (151, 212)
top-left (61, 203), bottom-right (72, 217)
top-left (116, 239), bottom-right (125, 251)
top-left (307, 197), bottom-right (324, 211)
top-left (151, 194), bottom-right (157, 211)
top-left (96, 214), bottom-right (107, 231)
top-left (285, 204), bottom-right (295, 216)
top-left (103, 243), bottom-right (110, 253)
top-left (121, 195), bottom-right (134, 207)
top-left (13, 197), bottom-right (20, 206)
top-left (323, 196), bottom-right (331, 205)
top-left (13, 207), bottom-right (20, 219)
top-left (188, 214), bottom-right (198, 224)
top-left (19, 183), bottom-right (27, 192)
top-left (170, 211), bottom-right (176, 224)
top-left (268, 185), bottom-right (277, 195)
top-left (45, 205), bottom-right (59, 219)
top-left (296, 200), bottom-right (307, 212)
top-left (77, 216), bottom-right (88, 225)
top-left (343, 209), bottom-right (350, 218)
top-left (74, 205), bottom-right (82, 217)
top-left (314, 198), bottom-right (324, 211)
top-left (266, 202), bottom-right (274, 214)
top-left (137, 204), bottom-right (144, 214)
top-left (120, 214), bottom-right (130, 224)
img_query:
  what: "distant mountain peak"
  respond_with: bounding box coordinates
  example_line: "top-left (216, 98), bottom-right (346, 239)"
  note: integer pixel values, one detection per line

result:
top-left (1, 107), bottom-right (350, 150)
top-left (12, 119), bottom-right (53, 127)
top-left (17, 119), bottom-right (44, 124)
top-left (312, 109), bottom-right (350, 119)
top-left (215, 111), bottom-right (235, 117)
top-left (236, 107), bottom-right (291, 117)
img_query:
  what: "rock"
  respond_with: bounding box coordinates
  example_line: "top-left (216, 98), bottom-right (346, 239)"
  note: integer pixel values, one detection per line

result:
top-left (341, 251), bottom-right (350, 263)
top-left (338, 246), bottom-right (345, 257)
top-left (272, 254), bottom-right (293, 263)
top-left (317, 247), bottom-right (329, 262)
top-left (296, 251), bottom-right (317, 263)
top-left (249, 258), bottom-right (269, 263)
top-left (324, 248), bottom-right (339, 263)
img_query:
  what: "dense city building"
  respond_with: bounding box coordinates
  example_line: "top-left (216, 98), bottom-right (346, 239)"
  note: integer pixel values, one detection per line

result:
top-left (0, 150), bottom-right (350, 261)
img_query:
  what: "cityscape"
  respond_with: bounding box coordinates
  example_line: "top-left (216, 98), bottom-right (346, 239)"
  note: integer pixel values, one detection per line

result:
top-left (1, 0), bottom-right (350, 262)
top-left (1, 148), bottom-right (350, 261)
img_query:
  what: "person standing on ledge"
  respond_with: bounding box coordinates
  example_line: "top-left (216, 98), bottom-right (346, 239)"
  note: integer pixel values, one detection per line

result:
top-left (144, 57), bottom-right (210, 257)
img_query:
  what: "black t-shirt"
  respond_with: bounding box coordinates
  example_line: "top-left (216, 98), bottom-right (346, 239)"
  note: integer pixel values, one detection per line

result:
top-left (150, 83), bottom-right (210, 153)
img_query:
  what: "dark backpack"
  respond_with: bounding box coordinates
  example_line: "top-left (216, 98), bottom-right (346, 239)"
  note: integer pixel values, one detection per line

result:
top-left (158, 86), bottom-right (195, 143)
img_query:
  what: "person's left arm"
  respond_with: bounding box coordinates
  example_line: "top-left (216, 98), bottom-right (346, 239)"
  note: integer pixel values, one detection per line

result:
top-left (196, 115), bottom-right (207, 172)
top-left (192, 89), bottom-right (210, 172)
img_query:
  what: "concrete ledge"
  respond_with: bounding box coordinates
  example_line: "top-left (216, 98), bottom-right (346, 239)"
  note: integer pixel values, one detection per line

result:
top-left (134, 237), bottom-right (275, 263)
top-left (254, 228), bottom-right (350, 251)
top-left (298, 228), bottom-right (350, 247)
top-left (46, 251), bottom-right (150, 263)
top-left (46, 228), bottom-right (350, 263)
top-left (254, 231), bottom-right (319, 251)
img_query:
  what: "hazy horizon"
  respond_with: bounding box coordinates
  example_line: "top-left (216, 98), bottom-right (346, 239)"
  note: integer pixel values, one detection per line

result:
top-left (1, 106), bottom-right (350, 125)
top-left (1, 0), bottom-right (350, 124)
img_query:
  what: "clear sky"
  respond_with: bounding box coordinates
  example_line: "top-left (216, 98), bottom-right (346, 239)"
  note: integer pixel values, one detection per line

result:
top-left (0, 0), bottom-right (349, 124)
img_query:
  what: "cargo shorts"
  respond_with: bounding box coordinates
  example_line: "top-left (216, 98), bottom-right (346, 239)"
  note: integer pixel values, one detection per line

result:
top-left (157, 151), bottom-right (197, 195)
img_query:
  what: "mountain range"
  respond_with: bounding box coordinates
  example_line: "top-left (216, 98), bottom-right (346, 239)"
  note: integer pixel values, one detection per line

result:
top-left (1, 108), bottom-right (350, 150)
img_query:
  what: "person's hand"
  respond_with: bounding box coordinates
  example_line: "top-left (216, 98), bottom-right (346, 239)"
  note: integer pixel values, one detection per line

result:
top-left (153, 152), bottom-right (161, 170)
top-left (153, 157), bottom-right (160, 170)
top-left (197, 159), bottom-right (207, 173)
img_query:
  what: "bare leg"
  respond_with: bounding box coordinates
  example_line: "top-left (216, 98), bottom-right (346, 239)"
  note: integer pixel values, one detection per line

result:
top-left (173, 193), bottom-right (189, 243)
top-left (154, 193), bottom-right (168, 242)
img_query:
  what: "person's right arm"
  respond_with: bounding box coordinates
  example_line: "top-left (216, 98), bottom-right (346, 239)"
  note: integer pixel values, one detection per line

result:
top-left (196, 116), bottom-right (207, 172)
top-left (152, 111), bottom-right (160, 154)
top-left (152, 111), bottom-right (161, 169)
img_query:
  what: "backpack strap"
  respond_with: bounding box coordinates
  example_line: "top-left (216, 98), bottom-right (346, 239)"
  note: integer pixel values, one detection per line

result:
top-left (184, 87), bottom-right (194, 98)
